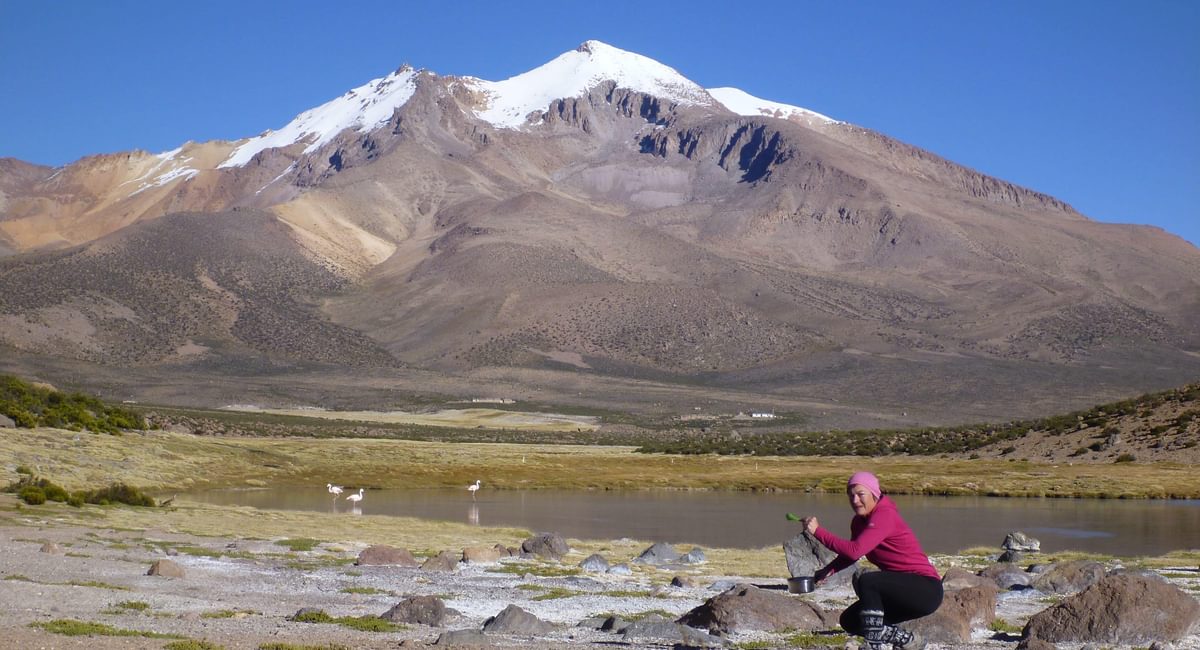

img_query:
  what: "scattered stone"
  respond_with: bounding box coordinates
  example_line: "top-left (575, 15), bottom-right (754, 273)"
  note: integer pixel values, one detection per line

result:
top-left (39, 542), bottom-right (63, 554)
top-left (520, 532), bottom-right (569, 561)
top-left (677, 583), bottom-right (830, 634)
top-left (683, 546), bottom-right (707, 563)
top-left (906, 585), bottom-right (997, 643)
top-left (434, 629), bottom-right (495, 647)
top-left (398, 640), bottom-right (426, 649)
top-left (1002, 532), bottom-right (1041, 553)
top-left (147, 559), bottom-right (185, 578)
top-left (1031, 560), bottom-right (1106, 594)
top-left (600, 615), bottom-right (630, 632)
top-left (708, 579), bottom-right (738, 591)
top-left (607, 563), bottom-right (632, 575)
top-left (579, 553), bottom-right (610, 573)
top-left (672, 575), bottom-right (699, 588)
top-left (493, 543), bottom-right (518, 557)
top-left (382, 595), bottom-right (453, 626)
top-left (0, 414), bottom-right (15, 428)
top-left (461, 546), bottom-right (502, 564)
top-left (941, 566), bottom-right (996, 591)
top-left (783, 533), bottom-right (855, 587)
top-left (575, 615), bottom-right (609, 630)
top-left (1023, 574), bottom-right (1200, 645)
top-left (633, 541), bottom-right (682, 565)
top-left (620, 618), bottom-right (728, 647)
top-left (998, 550), bottom-right (1024, 563)
top-left (421, 551), bottom-right (460, 572)
top-left (979, 563), bottom-right (1033, 590)
top-left (356, 544), bottom-right (419, 567)
top-left (481, 604), bottom-right (555, 635)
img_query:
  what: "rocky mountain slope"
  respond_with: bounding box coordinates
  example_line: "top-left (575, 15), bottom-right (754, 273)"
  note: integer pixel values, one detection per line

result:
top-left (1, 41), bottom-right (1198, 425)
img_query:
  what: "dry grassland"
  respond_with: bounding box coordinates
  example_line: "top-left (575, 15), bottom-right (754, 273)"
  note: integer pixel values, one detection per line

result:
top-left (225, 406), bottom-right (600, 431)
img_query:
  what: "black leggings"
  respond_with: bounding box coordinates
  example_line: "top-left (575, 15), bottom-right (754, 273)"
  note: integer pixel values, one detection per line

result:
top-left (839, 571), bottom-right (943, 635)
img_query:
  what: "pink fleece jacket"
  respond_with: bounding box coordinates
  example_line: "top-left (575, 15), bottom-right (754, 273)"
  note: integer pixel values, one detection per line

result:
top-left (812, 495), bottom-right (940, 580)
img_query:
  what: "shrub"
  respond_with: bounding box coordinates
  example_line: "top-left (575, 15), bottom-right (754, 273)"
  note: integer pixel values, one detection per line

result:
top-left (1114, 453), bottom-right (1136, 463)
top-left (18, 486), bottom-right (46, 505)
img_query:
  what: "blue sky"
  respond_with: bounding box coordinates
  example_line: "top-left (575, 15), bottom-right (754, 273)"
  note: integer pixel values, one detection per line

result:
top-left (2, 1), bottom-right (1197, 247)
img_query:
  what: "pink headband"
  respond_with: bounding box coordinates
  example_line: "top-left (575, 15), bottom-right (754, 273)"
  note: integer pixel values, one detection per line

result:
top-left (848, 471), bottom-right (881, 499)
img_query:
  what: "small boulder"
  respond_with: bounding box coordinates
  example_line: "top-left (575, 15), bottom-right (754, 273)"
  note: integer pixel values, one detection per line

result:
top-left (421, 551), bottom-right (460, 572)
top-left (942, 567), bottom-right (997, 591)
top-left (671, 575), bottom-right (699, 588)
top-left (1023, 573), bottom-right (1200, 645)
top-left (979, 563), bottom-right (1033, 590)
top-left (520, 532), bottom-right (569, 561)
top-left (579, 553), bottom-right (610, 573)
top-left (493, 543), bottom-right (518, 557)
top-left (382, 595), bottom-right (453, 626)
top-left (607, 563), bottom-right (632, 575)
top-left (482, 604), bottom-right (555, 635)
top-left (906, 585), bottom-right (997, 643)
top-left (147, 559), bottom-right (185, 578)
top-left (677, 583), bottom-right (830, 634)
top-left (39, 542), bottom-right (63, 555)
top-left (1031, 560), bottom-right (1106, 595)
top-left (1002, 532), bottom-right (1041, 553)
top-left (784, 533), bottom-right (855, 587)
top-left (462, 546), bottom-right (502, 564)
top-left (683, 546), bottom-right (707, 564)
top-left (0, 414), bottom-right (15, 428)
top-left (633, 542), bottom-right (681, 565)
top-left (356, 544), bottom-right (419, 567)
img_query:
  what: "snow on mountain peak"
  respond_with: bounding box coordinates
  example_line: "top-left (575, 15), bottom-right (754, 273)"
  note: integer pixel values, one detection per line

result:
top-left (219, 67), bottom-right (418, 168)
top-left (472, 40), bottom-right (715, 129)
top-left (707, 87), bottom-right (838, 125)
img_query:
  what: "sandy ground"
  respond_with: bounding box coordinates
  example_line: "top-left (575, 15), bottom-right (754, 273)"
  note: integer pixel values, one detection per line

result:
top-left (222, 406), bottom-right (601, 432)
top-left (1, 506), bottom-right (1198, 650)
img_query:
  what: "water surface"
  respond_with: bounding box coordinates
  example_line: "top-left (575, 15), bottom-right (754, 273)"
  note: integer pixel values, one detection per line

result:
top-left (184, 488), bottom-right (1200, 556)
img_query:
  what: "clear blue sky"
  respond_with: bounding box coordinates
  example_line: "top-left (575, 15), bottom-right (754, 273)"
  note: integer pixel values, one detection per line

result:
top-left (2, 0), bottom-right (1197, 247)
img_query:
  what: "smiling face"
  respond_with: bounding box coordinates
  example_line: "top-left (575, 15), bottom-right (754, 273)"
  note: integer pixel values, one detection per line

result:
top-left (847, 484), bottom-right (878, 517)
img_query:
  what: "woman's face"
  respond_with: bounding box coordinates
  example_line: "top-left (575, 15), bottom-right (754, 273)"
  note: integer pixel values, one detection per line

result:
top-left (847, 484), bottom-right (878, 516)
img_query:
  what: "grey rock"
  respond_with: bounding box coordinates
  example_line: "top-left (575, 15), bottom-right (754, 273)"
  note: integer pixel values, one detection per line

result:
top-left (600, 615), bottom-right (630, 632)
top-left (998, 549), bottom-right (1024, 563)
top-left (783, 533), bottom-right (854, 587)
top-left (357, 544), bottom-right (419, 567)
top-left (979, 563), bottom-right (1032, 590)
top-left (39, 542), bottom-right (63, 554)
top-left (147, 559), bottom-right (185, 578)
top-left (672, 575), bottom-right (700, 588)
top-left (678, 583), bottom-right (831, 634)
top-left (683, 546), bottom-right (707, 563)
top-left (482, 604), bottom-right (555, 635)
top-left (607, 563), bottom-right (632, 575)
top-left (520, 532), bottom-right (569, 561)
top-left (382, 595), bottom-right (452, 626)
top-left (421, 551), bottom-right (460, 572)
top-left (906, 586), bottom-right (997, 643)
top-left (0, 414), bottom-right (15, 428)
top-left (1031, 560), bottom-right (1106, 594)
top-left (941, 566), bottom-right (997, 591)
top-left (1023, 574), bottom-right (1200, 645)
top-left (579, 553), bottom-right (610, 573)
top-left (708, 579), bottom-right (738, 591)
top-left (1002, 531), bottom-right (1041, 553)
top-left (633, 541), bottom-right (682, 565)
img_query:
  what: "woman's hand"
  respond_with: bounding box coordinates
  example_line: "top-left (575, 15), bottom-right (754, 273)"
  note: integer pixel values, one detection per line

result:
top-left (801, 516), bottom-right (819, 535)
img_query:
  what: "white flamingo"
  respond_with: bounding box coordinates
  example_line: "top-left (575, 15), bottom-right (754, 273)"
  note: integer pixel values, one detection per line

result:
top-left (467, 480), bottom-right (481, 500)
top-left (327, 483), bottom-right (343, 496)
top-left (346, 488), bottom-right (364, 505)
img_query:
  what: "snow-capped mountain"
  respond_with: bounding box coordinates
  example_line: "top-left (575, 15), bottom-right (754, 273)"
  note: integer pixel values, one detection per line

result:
top-left (2, 39), bottom-right (1198, 424)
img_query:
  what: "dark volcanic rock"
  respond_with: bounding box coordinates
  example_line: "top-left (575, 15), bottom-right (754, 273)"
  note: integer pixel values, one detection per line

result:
top-left (147, 559), bottom-right (185, 578)
top-left (633, 541), bottom-right (682, 565)
top-left (382, 595), bottom-right (453, 626)
top-left (907, 586), bottom-right (997, 644)
top-left (482, 604), bottom-right (554, 635)
top-left (520, 532), bottom-right (569, 561)
top-left (677, 583), bottom-right (829, 634)
top-left (1023, 574), bottom-right (1200, 645)
top-left (356, 544), bottom-right (419, 567)
top-left (784, 533), bottom-right (855, 587)
top-left (1031, 560), bottom-right (1106, 594)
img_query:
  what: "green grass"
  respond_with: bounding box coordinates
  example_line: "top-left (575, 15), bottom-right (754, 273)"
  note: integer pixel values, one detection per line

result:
top-left (339, 586), bottom-right (390, 595)
top-left (4, 574), bottom-right (32, 581)
top-left (111, 600), bottom-right (151, 611)
top-left (276, 538), bottom-right (321, 552)
top-left (258, 644), bottom-right (350, 650)
top-left (200, 609), bottom-right (258, 619)
top-left (289, 610), bottom-right (405, 632)
top-left (989, 619), bottom-right (1023, 634)
top-left (68, 580), bottom-right (131, 591)
top-left (487, 563), bottom-right (581, 577)
top-left (31, 619), bottom-right (184, 638)
top-left (164, 641), bottom-right (226, 650)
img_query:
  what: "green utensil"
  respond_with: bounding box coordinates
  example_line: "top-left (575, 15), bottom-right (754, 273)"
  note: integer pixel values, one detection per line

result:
top-left (785, 512), bottom-right (801, 521)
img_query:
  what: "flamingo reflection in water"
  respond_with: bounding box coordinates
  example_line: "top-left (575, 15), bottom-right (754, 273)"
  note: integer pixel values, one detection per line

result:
top-left (468, 502), bottom-right (480, 526)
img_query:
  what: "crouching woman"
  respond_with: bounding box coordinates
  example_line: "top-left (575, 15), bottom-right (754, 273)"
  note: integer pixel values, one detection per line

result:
top-left (802, 472), bottom-right (942, 650)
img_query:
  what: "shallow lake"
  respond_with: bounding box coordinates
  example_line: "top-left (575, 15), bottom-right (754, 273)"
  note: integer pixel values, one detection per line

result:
top-left (184, 488), bottom-right (1200, 556)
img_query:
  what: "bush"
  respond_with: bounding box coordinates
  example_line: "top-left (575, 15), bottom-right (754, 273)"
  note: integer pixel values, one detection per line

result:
top-left (0, 375), bottom-right (145, 432)
top-left (1114, 453), bottom-right (1136, 463)
top-left (18, 486), bottom-right (46, 504)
